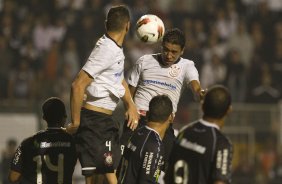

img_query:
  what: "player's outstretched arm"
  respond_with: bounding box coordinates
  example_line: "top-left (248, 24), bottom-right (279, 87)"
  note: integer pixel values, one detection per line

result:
top-left (67, 70), bottom-right (93, 134)
top-left (189, 80), bottom-right (206, 102)
top-left (122, 79), bottom-right (139, 130)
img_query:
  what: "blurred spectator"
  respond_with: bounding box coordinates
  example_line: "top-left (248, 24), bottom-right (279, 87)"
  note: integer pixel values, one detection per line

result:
top-left (258, 137), bottom-right (278, 183)
top-left (1, 138), bottom-right (17, 184)
top-left (61, 37), bottom-right (80, 78)
top-left (232, 154), bottom-right (256, 184)
top-left (32, 14), bottom-right (55, 53)
top-left (214, 8), bottom-right (233, 41)
top-left (7, 58), bottom-right (35, 101)
top-left (272, 40), bottom-right (282, 91)
top-left (249, 63), bottom-right (280, 104)
top-left (0, 35), bottom-right (14, 99)
top-left (200, 53), bottom-right (227, 89)
top-left (225, 49), bottom-right (247, 102)
top-left (227, 20), bottom-right (254, 68)
top-left (203, 25), bottom-right (228, 61)
top-left (269, 153), bottom-right (282, 184)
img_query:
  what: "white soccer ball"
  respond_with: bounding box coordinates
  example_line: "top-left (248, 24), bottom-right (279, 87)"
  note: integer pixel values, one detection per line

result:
top-left (136, 14), bottom-right (165, 44)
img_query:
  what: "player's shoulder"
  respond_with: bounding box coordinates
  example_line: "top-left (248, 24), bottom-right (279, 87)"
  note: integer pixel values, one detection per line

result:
top-left (216, 131), bottom-right (232, 147)
top-left (178, 120), bottom-right (200, 133)
top-left (96, 34), bottom-right (121, 53)
top-left (136, 53), bottom-right (158, 64)
top-left (178, 57), bottom-right (196, 66)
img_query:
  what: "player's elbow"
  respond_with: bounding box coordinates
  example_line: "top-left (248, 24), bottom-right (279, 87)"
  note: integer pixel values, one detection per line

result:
top-left (8, 170), bottom-right (21, 183)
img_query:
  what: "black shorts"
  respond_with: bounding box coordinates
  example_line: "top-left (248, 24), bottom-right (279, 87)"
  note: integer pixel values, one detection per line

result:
top-left (74, 108), bottom-right (121, 176)
top-left (120, 115), bottom-right (176, 166)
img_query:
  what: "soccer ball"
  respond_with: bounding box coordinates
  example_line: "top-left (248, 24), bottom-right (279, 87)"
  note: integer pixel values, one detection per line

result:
top-left (136, 14), bottom-right (165, 44)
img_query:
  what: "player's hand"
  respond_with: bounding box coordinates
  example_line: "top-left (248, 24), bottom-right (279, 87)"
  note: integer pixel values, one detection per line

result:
top-left (65, 123), bottom-right (79, 134)
top-left (125, 102), bottom-right (140, 131)
top-left (199, 88), bottom-right (207, 101)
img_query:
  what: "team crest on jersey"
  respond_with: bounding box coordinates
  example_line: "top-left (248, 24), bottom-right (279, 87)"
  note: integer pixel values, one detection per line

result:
top-left (104, 153), bottom-right (113, 166)
top-left (168, 65), bottom-right (181, 78)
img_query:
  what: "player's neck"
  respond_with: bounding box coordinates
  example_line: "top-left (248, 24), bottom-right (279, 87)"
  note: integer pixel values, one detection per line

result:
top-left (202, 117), bottom-right (224, 129)
top-left (107, 31), bottom-right (126, 47)
top-left (147, 122), bottom-right (167, 140)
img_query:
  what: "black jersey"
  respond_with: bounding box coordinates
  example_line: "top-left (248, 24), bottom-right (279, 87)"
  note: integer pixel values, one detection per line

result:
top-left (165, 119), bottom-right (233, 184)
top-left (117, 126), bottom-right (165, 184)
top-left (10, 128), bottom-right (77, 184)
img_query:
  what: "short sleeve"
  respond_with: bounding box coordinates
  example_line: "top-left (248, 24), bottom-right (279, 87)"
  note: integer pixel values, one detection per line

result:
top-left (138, 140), bottom-right (164, 183)
top-left (126, 56), bottom-right (143, 87)
top-left (212, 138), bottom-right (233, 184)
top-left (184, 61), bottom-right (200, 86)
top-left (82, 44), bottom-right (115, 78)
top-left (10, 143), bottom-right (24, 173)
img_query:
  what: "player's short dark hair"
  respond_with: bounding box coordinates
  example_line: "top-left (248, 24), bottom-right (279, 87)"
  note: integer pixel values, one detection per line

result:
top-left (202, 85), bottom-right (231, 119)
top-left (42, 97), bottom-right (66, 125)
top-left (162, 28), bottom-right (186, 49)
top-left (106, 5), bottom-right (130, 32)
top-left (147, 95), bottom-right (173, 123)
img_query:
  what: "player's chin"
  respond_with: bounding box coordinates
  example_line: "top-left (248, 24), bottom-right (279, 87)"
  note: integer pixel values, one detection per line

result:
top-left (164, 62), bottom-right (174, 67)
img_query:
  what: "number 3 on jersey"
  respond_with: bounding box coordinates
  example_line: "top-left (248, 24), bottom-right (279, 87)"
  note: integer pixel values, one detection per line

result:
top-left (33, 154), bottom-right (64, 184)
top-left (174, 160), bottom-right (189, 184)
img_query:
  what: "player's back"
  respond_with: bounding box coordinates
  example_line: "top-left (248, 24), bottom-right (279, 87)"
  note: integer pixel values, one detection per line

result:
top-left (12, 128), bottom-right (77, 184)
top-left (166, 120), bottom-right (232, 184)
top-left (117, 126), bottom-right (165, 184)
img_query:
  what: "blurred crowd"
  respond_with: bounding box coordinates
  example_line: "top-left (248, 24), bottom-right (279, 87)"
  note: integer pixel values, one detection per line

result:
top-left (0, 1), bottom-right (282, 183)
top-left (0, 0), bottom-right (282, 106)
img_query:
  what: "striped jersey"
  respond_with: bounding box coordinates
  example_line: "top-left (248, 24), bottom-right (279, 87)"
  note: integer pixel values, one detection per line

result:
top-left (165, 119), bottom-right (233, 184)
top-left (117, 126), bottom-right (165, 184)
top-left (83, 34), bottom-right (125, 110)
top-left (127, 54), bottom-right (199, 113)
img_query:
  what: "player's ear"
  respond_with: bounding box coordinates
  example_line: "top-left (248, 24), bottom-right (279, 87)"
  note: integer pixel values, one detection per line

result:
top-left (227, 105), bottom-right (232, 115)
top-left (169, 113), bottom-right (174, 123)
top-left (180, 47), bottom-right (184, 55)
top-left (125, 21), bottom-right (130, 32)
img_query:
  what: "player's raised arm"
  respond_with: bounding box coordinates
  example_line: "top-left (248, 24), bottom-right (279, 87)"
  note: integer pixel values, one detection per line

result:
top-left (189, 80), bottom-right (206, 102)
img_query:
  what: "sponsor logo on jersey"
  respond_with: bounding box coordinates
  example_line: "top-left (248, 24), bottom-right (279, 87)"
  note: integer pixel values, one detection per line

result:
top-left (40, 141), bottom-right (71, 148)
top-left (104, 152), bottom-right (113, 166)
top-left (142, 152), bottom-right (154, 174)
top-left (13, 145), bottom-right (22, 165)
top-left (179, 138), bottom-right (206, 154)
top-left (143, 79), bottom-right (176, 90)
top-left (168, 65), bottom-right (181, 78)
top-left (216, 149), bottom-right (229, 175)
top-left (127, 141), bottom-right (137, 152)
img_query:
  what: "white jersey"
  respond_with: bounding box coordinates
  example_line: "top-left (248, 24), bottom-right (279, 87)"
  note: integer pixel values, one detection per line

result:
top-left (127, 54), bottom-right (199, 113)
top-left (82, 34), bottom-right (125, 110)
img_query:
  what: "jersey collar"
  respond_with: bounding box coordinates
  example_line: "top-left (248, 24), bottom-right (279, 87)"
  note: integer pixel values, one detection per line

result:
top-left (156, 53), bottom-right (181, 66)
top-left (145, 125), bottom-right (162, 140)
top-left (199, 119), bottom-right (220, 130)
top-left (105, 33), bottom-right (122, 48)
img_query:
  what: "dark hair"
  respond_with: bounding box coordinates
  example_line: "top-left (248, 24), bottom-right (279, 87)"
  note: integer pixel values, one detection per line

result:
top-left (202, 85), bottom-right (231, 119)
top-left (147, 95), bottom-right (173, 123)
top-left (42, 97), bottom-right (66, 125)
top-left (162, 28), bottom-right (186, 49)
top-left (106, 5), bottom-right (130, 32)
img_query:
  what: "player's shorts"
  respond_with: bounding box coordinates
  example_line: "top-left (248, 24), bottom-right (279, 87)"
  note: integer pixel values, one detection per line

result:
top-left (74, 108), bottom-right (121, 176)
top-left (120, 115), bottom-right (176, 167)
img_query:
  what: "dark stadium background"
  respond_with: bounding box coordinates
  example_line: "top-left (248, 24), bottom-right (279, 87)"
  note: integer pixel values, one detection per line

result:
top-left (0, 0), bottom-right (282, 183)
